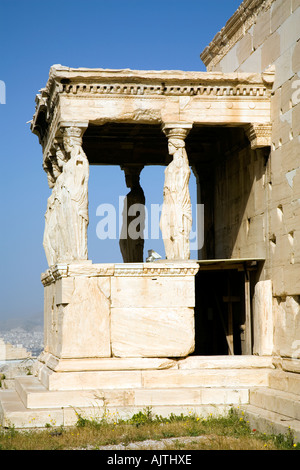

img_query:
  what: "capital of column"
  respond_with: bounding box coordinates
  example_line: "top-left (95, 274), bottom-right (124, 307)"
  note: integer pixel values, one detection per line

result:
top-left (59, 121), bottom-right (89, 145)
top-left (245, 123), bottom-right (272, 149)
top-left (120, 164), bottom-right (144, 177)
top-left (162, 122), bottom-right (193, 141)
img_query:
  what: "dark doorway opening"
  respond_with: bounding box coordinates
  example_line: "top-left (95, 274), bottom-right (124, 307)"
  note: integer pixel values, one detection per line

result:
top-left (194, 269), bottom-right (247, 355)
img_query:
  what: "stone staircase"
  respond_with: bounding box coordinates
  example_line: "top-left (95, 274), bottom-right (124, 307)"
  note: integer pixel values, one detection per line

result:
top-left (0, 355), bottom-right (270, 428)
top-left (239, 369), bottom-right (300, 441)
top-left (0, 355), bottom-right (299, 441)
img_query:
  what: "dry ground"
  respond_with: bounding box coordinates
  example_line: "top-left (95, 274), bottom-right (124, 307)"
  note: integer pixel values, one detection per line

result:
top-left (0, 408), bottom-right (298, 450)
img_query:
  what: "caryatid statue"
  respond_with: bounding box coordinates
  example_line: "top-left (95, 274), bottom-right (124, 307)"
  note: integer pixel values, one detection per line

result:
top-left (42, 124), bottom-right (89, 266)
top-left (119, 165), bottom-right (145, 262)
top-left (160, 124), bottom-right (193, 260)
top-left (43, 157), bottom-right (58, 267)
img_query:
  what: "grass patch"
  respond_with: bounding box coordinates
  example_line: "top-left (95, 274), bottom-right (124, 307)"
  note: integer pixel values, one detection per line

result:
top-left (0, 408), bottom-right (299, 450)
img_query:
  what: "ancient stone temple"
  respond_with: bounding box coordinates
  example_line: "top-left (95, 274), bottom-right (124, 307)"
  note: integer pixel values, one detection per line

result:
top-left (1, 0), bottom-right (299, 438)
top-left (32, 67), bottom-right (274, 362)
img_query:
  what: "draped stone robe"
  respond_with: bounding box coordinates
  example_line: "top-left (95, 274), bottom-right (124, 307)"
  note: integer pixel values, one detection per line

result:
top-left (160, 144), bottom-right (192, 260)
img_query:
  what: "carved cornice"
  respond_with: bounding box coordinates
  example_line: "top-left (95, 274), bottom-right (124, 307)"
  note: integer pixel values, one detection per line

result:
top-left (114, 263), bottom-right (199, 276)
top-left (52, 76), bottom-right (272, 98)
top-left (31, 66), bottom-right (274, 146)
top-left (41, 262), bottom-right (200, 285)
top-left (41, 263), bottom-right (114, 286)
top-left (31, 66), bottom-right (274, 162)
top-left (245, 123), bottom-right (272, 148)
top-left (41, 264), bottom-right (69, 286)
top-left (200, 0), bottom-right (276, 70)
top-left (143, 265), bottom-right (199, 276)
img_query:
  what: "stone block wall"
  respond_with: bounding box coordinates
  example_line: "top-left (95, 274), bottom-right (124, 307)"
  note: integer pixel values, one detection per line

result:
top-left (213, 139), bottom-right (269, 262)
top-left (201, 0), bottom-right (300, 358)
top-left (41, 262), bottom-right (198, 361)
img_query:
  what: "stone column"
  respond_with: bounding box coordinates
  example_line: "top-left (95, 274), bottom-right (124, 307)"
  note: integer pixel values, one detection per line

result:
top-left (43, 122), bottom-right (89, 266)
top-left (119, 165), bottom-right (145, 262)
top-left (160, 123), bottom-right (193, 260)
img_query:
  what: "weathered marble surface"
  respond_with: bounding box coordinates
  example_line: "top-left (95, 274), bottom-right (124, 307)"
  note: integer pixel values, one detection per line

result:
top-left (160, 124), bottom-right (192, 260)
top-left (43, 125), bottom-right (89, 266)
top-left (31, 66), bottom-right (274, 169)
top-left (200, 0), bottom-right (300, 361)
top-left (41, 262), bottom-right (199, 364)
top-left (253, 280), bottom-right (273, 356)
top-left (111, 307), bottom-right (195, 357)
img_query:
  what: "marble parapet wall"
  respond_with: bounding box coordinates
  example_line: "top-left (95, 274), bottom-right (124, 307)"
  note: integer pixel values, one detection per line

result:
top-left (41, 262), bottom-right (199, 370)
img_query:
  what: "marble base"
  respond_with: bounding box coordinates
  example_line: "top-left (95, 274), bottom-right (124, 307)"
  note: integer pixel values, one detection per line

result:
top-left (41, 261), bottom-right (199, 360)
top-left (0, 356), bottom-right (274, 428)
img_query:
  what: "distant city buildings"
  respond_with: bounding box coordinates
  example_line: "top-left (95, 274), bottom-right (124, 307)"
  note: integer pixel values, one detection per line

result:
top-left (0, 328), bottom-right (44, 360)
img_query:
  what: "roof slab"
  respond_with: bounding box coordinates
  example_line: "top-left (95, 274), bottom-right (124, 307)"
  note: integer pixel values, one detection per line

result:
top-left (31, 65), bottom-right (274, 166)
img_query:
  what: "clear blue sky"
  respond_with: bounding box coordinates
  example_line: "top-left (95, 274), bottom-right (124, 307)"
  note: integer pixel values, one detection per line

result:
top-left (0, 0), bottom-right (242, 323)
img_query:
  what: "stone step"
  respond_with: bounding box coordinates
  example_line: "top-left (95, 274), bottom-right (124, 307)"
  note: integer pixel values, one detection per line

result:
top-left (40, 353), bottom-right (274, 372)
top-left (15, 376), bottom-right (105, 409)
top-left (177, 355), bottom-right (274, 370)
top-left (0, 390), bottom-right (66, 429)
top-left (40, 365), bottom-right (271, 390)
top-left (0, 356), bottom-right (276, 430)
top-left (249, 387), bottom-right (300, 420)
top-left (15, 376), bottom-right (250, 409)
top-left (268, 370), bottom-right (300, 395)
top-left (141, 368), bottom-right (270, 389)
top-left (238, 404), bottom-right (300, 442)
top-left (0, 387), bottom-right (239, 429)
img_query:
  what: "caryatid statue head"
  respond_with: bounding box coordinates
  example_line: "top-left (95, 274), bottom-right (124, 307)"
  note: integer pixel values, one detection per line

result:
top-left (122, 165), bottom-right (144, 189)
top-left (168, 137), bottom-right (186, 157)
top-left (163, 124), bottom-right (192, 162)
top-left (62, 126), bottom-right (84, 158)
